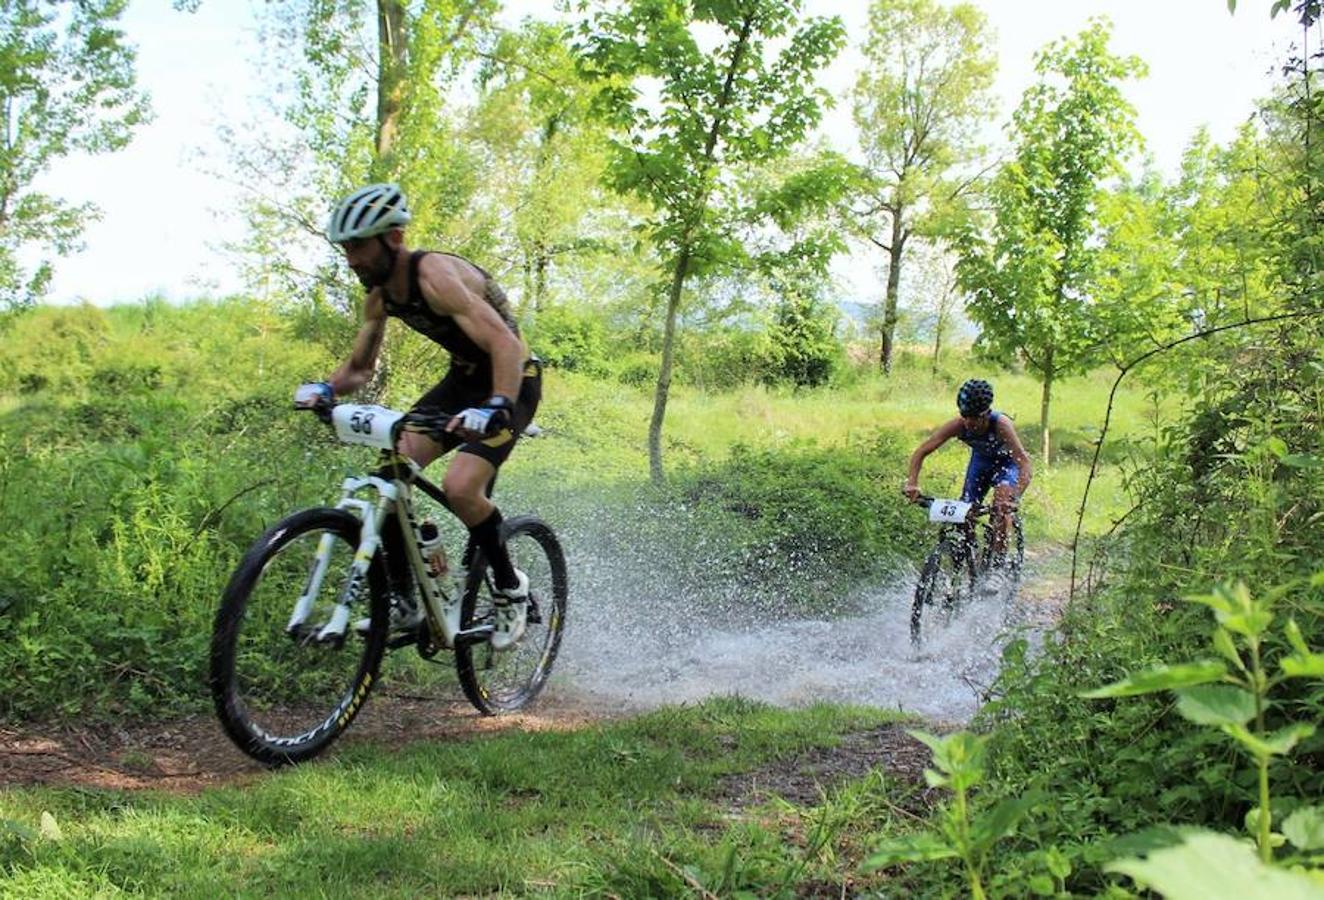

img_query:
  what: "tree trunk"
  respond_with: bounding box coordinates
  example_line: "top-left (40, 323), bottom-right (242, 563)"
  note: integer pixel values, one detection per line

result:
top-left (533, 244), bottom-right (549, 312)
top-left (363, 0), bottom-right (407, 398)
top-left (931, 307), bottom-right (945, 374)
top-left (650, 246), bottom-right (691, 484)
top-left (880, 210), bottom-right (906, 374)
top-left (375, 0), bottom-right (407, 173)
top-left (1039, 353), bottom-right (1054, 467)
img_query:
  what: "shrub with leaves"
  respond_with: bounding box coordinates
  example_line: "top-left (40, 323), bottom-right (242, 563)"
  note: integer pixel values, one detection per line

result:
top-left (1084, 580), bottom-right (1324, 892)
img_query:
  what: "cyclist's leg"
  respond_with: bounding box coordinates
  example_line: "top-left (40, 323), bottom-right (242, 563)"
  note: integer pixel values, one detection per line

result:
top-left (989, 464), bottom-right (1021, 558)
top-left (443, 363), bottom-right (542, 590)
top-left (961, 454), bottom-right (995, 557)
top-left (376, 377), bottom-right (466, 605)
top-left (959, 455), bottom-right (990, 504)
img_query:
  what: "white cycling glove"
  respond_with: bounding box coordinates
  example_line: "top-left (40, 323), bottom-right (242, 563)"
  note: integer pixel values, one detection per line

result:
top-left (294, 382), bottom-right (335, 407)
top-left (451, 395), bottom-right (514, 436)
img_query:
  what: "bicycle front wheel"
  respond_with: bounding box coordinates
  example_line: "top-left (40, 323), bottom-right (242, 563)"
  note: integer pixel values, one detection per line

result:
top-left (210, 508), bottom-right (389, 766)
top-left (910, 538), bottom-right (974, 648)
top-left (455, 515), bottom-right (568, 715)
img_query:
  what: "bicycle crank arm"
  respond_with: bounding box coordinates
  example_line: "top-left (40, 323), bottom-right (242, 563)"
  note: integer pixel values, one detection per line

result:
top-left (453, 624), bottom-right (494, 647)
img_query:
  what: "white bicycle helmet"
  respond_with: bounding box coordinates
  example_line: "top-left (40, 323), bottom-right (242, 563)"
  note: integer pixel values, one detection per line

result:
top-left (327, 183), bottom-right (411, 242)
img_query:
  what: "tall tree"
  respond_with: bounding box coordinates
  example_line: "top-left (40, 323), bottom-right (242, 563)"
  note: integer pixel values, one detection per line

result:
top-left (472, 21), bottom-right (620, 315)
top-left (579, 0), bottom-right (845, 482)
top-left (957, 19), bottom-right (1144, 466)
top-left (0, 0), bottom-right (149, 308)
top-left (215, 0), bottom-right (495, 310)
top-left (850, 0), bottom-right (995, 373)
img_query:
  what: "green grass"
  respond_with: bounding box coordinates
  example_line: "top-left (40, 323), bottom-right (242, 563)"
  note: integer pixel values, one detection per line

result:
top-left (0, 699), bottom-right (911, 897)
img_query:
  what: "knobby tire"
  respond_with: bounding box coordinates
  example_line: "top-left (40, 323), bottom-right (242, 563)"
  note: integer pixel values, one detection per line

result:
top-left (455, 515), bottom-right (568, 715)
top-left (210, 507), bottom-right (389, 766)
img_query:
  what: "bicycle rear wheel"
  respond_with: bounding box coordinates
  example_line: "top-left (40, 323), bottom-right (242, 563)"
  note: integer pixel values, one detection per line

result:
top-left (210, 508), bottom-right (389, 766)
top-left (455, 515), bottom-right (568, 714)
top-left (910, 537), bottom-right (974, 648)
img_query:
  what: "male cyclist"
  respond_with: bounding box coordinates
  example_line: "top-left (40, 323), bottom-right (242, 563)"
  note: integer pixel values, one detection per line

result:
top-left (902, 379), bottom-right (1033, 559)
top-left (293, 183), bottom-right (540, 650)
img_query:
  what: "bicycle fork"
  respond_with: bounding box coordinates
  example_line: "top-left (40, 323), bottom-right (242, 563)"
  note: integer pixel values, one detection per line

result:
top-left (285, 482), bottom-right (397, 644)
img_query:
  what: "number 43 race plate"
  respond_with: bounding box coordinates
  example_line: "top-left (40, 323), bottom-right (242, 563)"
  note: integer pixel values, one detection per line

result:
top-left (929, 499), bottom-right (972, 524)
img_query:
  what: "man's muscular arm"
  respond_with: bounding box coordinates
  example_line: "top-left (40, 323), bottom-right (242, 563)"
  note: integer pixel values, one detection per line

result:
top-left (415, 254), bottom-right (525, 401)
top-left (325, 290), bottom-right (388, 397)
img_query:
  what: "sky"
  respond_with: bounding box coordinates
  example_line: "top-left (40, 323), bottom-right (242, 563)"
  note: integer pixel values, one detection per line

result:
top-left (32, 0), bottom-right (1304, 306)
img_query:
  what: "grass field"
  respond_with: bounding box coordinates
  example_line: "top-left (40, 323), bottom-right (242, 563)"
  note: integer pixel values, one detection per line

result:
top-left (509, 360), bottom-right (1159, 545)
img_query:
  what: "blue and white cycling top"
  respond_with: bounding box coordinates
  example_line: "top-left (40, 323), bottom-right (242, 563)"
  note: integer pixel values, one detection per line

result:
top-left (957, 411), bottom-right (1014, 462)
top-left (957, 411), bottom-right (1018, 503)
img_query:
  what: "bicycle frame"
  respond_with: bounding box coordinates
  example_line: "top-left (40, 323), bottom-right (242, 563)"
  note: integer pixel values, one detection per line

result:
top-left (916, 495), bottom-right (1021, 575)
top-left (285, 405), bottom-right (493, 650)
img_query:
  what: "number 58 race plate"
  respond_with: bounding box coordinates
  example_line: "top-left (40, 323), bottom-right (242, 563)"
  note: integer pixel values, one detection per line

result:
top-left (331, 404), bottom-right (406, 449)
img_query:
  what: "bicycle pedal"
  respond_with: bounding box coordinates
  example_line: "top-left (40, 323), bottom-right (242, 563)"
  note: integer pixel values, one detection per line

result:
top-left (316, 630), bottom-right (347, 649)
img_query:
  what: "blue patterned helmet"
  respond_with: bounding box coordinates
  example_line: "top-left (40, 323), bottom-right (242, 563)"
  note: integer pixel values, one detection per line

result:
top-left (957, 379), bottom-right (994, 416)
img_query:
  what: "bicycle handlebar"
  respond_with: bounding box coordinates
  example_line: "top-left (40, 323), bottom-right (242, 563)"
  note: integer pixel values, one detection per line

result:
top-left (910, 494), bottom-right (1018, 518)
top-left (293, 403), bottom-right (500, 441)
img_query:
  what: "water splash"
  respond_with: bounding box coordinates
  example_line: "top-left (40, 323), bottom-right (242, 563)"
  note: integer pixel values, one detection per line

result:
top-left (551, 534), bottom-right (1044, 726)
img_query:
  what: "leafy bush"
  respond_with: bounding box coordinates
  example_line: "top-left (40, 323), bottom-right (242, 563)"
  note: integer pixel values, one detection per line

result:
top-left (664, 433), bottom-right (924, 612)
top-left (763, 294), bottom-right (842, 388)
top-left (965, 317), bottom-right (1324, 893)
top-left (675, 326), bottom-right (774, 390)
top-left (525, 302), bottom-right (610, 374)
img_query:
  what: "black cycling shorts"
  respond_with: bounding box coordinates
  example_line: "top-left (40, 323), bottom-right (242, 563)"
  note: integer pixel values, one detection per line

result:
top-left (407, 359), bottom-right (542, 469)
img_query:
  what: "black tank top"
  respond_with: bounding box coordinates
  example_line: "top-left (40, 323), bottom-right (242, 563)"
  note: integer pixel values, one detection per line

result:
top-left (382, 251), bottom-right (520, 379)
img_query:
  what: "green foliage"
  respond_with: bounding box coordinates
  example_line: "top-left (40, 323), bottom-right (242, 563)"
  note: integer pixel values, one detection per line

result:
top-left (957, 18), bottom-right (1146, 463)
top-left (0, 0), bottom-right (150, 307)
top-left (525, 301), bottom-right (610, 374)
top-left (864, 730), bottom-right (1040, 900)
top-left (578, 0), bottom-right (847, 479)
top-left (764, 293), bottom-right (842, 387)
top-left (1085, 581), bottom-right (1324, 867)
top-left (218, 0), bottom-right (498, 310)
top-left (473, 20), bottom-right (624, 313)
top-left (851, 0), bottom-right (997, 371)
top-left (0, 302), bottom-right (330, 719)
top-left (667, 434), bottom-right (922, 608)
top-left (1107, 829), bottom-right (1324, 899)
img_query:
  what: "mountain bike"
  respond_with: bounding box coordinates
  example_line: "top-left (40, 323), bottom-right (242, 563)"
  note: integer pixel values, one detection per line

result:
top-left (209, 402), bottom-right (568, 766)
top-left (909, 495), bottom-right (1023, 648)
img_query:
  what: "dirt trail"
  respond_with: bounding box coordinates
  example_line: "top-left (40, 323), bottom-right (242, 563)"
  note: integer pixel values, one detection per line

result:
top-left (0, 689), bottom-right (941, 805)
top-left (0, 691), bottom-right (609, 793)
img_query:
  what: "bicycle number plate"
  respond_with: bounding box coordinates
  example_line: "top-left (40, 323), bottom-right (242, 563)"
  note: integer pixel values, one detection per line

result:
top-left (929, 499), bottom-right (972, 524)
top-left (331, 404), bottom-right (405, 449)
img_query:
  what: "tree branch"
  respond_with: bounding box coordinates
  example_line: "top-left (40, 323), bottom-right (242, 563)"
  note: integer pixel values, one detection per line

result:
top-left (1068, 309), bottom-right (1321, 602)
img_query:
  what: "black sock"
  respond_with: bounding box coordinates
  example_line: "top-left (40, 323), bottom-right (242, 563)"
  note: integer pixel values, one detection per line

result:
top-left (468, 508), bottom-right (517, 589)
